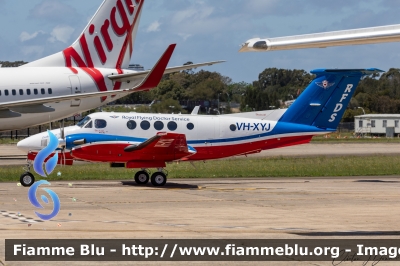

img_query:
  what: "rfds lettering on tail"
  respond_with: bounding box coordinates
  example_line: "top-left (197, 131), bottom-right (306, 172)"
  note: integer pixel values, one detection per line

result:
top-left (236, 123), bottom-right (271, 131)
top-left (328, 84), bottom-right (354, 123)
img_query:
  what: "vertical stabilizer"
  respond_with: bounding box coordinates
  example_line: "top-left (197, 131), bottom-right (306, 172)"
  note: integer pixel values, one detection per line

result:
top-left (23, 0), bottom-right (144, 69)
top-left (279, 69), bottom-right (383, 129)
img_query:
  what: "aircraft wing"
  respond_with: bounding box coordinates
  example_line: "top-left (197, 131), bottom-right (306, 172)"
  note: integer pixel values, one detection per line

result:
top-left (108, 61), bottom-right (226, 83)
top-left (239, 24), bottom-right (400, 52)
top-left (0, 44), bottom-right (177, 111)
top-left (71, 132), bottom-right (196, 167)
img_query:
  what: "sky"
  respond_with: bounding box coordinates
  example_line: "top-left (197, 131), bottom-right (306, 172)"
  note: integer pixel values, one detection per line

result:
top-left (1, 0), bottom-right (400, 83)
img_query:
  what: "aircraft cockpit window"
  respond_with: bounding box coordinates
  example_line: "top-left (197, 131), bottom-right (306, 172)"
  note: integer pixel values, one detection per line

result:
top-left (187, 123), bottom-right (194, 130)
top-left (95, 119), bottom-right (107, 129)
top-left (85, 121), bottom-right (93, 128)
top-left (127, 120), bottom-right (137, 130)
top-left (154, 121), bottom-right (164, 130)
top-left (140, 121), bottom-right (150, 130)
top-left (77, 116), bottom-right (92, 128)
top-left (167, 121), bottom-right (177, 131)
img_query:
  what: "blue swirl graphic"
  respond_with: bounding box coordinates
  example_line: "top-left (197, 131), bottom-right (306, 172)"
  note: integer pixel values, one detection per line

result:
top-left (28, 180), bottom-right (60, 221)
top-left (33, 130), bottom-right (59, 177)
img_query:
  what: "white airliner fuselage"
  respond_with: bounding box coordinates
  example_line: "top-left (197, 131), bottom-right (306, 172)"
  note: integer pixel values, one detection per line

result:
top-left (0, 0), bottom-right (223, 132)
top-left (0, 67), bottom-right (136, 131)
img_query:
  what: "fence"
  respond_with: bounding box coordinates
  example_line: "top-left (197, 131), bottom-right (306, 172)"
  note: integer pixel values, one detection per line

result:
top-left (336, 122), bottom-right (355, 133)
top-left (0, 121), bottom-right (77, 140)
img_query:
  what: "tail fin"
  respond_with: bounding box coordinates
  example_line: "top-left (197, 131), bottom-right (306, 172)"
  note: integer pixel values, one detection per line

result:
top-left (279, 68), bottom-right (383, 129)
top-left (23, 0), bottom-right (144, 69)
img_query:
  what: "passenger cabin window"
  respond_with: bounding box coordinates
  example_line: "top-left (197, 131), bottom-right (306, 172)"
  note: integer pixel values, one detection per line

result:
top-left (41, 88), bottom-right (45, 94)
top-left (5, 90), bottom-right (8, 96)
top-left (19, 89), bottom-right (23, 95)
top-left (167, 121), bottom-right (177, 131)
top-left (154, 121), bottom-right (164, 130)
top-left (48, 88), bottom-right (52, 94)
top-left (77, 116), bottom-right (92, 128)
top-left (230, 124), bottom-right (237, 131)
top-left (95, 119), bottom-right (107, 129)
top-left (187, 123), bottom-right (194, 130)
top-left (127, 120), bottom-right (137, 130)
top-left (140, 121), bottom-right (150, 130)
top-left (396, 120), bottom-right (399, 128)
top-left (0, 90), bottom-right (1, 96)
top-left (12, 89), bottom-right (16, 96)
top-left (27, 89), bottom-right (31, 95)
top-left (34, 89), bottom-right (38, 95)
top-left (383, 120), bottom-right (387, 128)
top-left (359, 120), bottom-right (363, 128)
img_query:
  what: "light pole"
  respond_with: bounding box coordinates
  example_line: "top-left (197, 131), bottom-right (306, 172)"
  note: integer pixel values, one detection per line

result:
top-left (218, 93), bottom-right (221, 113)
top-left (358, 107), bottom-right (365, 115)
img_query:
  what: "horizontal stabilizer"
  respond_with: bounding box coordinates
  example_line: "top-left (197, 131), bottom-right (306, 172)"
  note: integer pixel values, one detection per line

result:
top-left (279, 68), bottom-right (383, 129)
top-left (108, 61), bottom-right (226, 83)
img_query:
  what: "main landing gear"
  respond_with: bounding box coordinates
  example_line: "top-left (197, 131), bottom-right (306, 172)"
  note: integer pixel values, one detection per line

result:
top-left (20, 159), bottom-right (35, 187)
top-left (134, 168), bottom-right (168, 187)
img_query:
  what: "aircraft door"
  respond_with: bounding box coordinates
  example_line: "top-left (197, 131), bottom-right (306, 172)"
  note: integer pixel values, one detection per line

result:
top-left (69, 75), bottom-right (81, 107)
top-left (204, 117), bottom-right (220, 156)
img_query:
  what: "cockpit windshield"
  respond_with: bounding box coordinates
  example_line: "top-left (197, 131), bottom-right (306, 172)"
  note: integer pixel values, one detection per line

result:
top-left (77, 116), bottom-right (92, 128)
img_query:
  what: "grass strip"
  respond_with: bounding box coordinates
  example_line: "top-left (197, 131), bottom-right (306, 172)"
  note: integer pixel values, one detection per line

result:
top-left (1, 155), bottom-right (399, 182)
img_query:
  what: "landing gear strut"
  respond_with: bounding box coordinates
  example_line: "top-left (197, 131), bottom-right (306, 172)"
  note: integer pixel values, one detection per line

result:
top-left (20, 159), bottom-right (35, 187)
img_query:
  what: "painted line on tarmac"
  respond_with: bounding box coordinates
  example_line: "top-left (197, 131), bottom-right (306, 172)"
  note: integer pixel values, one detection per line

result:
top-left (0, 210), bottom-right (43, 224)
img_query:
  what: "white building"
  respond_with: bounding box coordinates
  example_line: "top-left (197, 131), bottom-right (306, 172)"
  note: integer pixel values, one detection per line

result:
top-left (354, 114), bottom-right (400, 136)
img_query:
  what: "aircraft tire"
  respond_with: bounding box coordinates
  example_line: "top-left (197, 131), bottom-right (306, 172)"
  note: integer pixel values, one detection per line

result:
top-left (135, 171), bottom-right (149, 185)
top-left (151, 172), bottom-right (167, 186)
top-left (20, 172), bottom-right (35, 187)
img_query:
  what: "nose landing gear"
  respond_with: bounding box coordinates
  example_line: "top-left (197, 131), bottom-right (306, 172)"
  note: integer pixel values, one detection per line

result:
top-left (20, 160), bottom-right (35, 187)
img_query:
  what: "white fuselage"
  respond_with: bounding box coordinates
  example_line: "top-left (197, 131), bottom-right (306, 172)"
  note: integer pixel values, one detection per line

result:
top-left (0, 67), bottom-right (137, 131)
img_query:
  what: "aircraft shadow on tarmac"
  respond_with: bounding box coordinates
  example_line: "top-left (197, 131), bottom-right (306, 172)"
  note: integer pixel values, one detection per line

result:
top-left (355, 180), bottom-right (400, 183)
top-left (121, 181), bottom-right (199, 189)
top-left (295, 231), bottom-right (400, 236)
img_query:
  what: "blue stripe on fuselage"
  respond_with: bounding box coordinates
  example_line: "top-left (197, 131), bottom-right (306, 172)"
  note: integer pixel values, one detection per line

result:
top-left (66, 122), bottom-right (333, 149)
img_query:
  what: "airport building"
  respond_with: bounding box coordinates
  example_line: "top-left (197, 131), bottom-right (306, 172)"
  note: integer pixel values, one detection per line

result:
top-left (354, 114), bottom-right (400, 137)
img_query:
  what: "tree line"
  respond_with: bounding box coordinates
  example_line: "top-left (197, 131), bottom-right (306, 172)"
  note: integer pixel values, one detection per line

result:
top-left (4, 61), bottom-right (400, 121)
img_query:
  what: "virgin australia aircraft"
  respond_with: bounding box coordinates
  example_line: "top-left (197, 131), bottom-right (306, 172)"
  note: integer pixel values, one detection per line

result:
top-left (0, 0), bottom-right (223, 131)
top-left (17, 68), bottom-right (382, 187)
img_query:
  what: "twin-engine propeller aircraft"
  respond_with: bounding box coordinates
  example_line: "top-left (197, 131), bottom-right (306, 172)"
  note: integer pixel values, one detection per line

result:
top-left (0, 0), bottom-right (223, 131)
top-left (17, 68), bottom-right (382, 187)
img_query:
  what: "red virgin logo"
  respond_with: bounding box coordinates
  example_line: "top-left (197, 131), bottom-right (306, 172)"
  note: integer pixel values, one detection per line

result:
top-left (63, 0), bottom-right (142, 99)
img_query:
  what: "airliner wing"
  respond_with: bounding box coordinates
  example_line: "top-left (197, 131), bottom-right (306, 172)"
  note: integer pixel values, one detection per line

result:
top-left (0, 44), bottom-right (176, 110)
top-left (107, 61), bottom-right (226, 83)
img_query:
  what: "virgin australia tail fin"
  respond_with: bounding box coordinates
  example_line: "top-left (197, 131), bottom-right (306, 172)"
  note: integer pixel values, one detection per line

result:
top-left (23, 0), bottom-right (144, 69)
top-left (279, 68), bottom-right (383, 129)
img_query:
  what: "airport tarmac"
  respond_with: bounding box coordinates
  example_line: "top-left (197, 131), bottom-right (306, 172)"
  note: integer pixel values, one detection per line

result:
top-left (1, 176), bottom-right (400, 265)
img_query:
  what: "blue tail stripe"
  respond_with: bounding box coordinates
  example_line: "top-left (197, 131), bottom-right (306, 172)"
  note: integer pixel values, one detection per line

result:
top-left (279, 68), bottom-right (383, 129)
